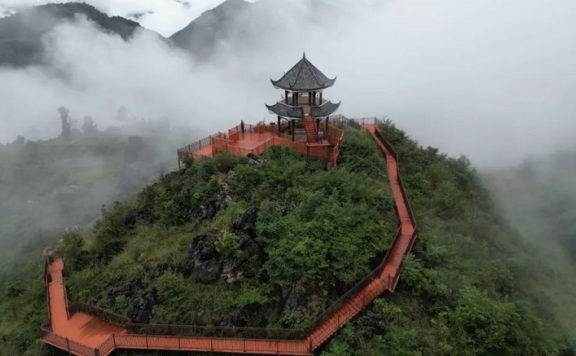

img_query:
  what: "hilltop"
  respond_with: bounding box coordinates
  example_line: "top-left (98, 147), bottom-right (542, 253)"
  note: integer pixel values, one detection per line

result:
top-left (2, 121), bottom-right (574, 355)
top-left (0, 0), bottom-right (339, 67)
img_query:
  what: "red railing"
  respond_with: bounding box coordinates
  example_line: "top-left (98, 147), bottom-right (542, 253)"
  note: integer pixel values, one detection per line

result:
top-left (179, 122), bottom-right (345, 166)
top-left (42, 121), bottom-right (417, 356)
top-left (70, 302), bottom-right (131, 328)
top-left (40, 325), bottom-right (98, 356)
top-left (307, 274), bottom-right (392, 350)
top-left (127, 323), bottom-right (304, 340)
top-left (43, 257), bottom-right (52, 330)
top-left (97, 335), bottom-right (116, 356)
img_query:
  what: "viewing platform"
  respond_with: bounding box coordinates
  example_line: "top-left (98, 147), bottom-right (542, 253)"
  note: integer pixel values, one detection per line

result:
top-left (178, 122), bottom-right (344, 167)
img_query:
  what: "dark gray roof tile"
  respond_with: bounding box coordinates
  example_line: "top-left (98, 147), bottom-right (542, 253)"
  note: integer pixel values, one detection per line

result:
top-left (265, 102), bottom-right (304, 118)
top-left (271, 53), bottom-right (336, 91)
top-left (311, 101), bottom-right (341, 118)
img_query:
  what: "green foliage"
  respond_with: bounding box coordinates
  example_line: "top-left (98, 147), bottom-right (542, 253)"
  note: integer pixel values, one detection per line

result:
top-left (2, 120), bottom-right (575, 356)
top-left (49, 128), bottom-right (396, 333)
top-left (215, 230), bottom-right (241, 258)
top-left (0, 3), bottom-right (144, 67)
top-left (60, 232), bottom-right (87, 271)
top-left (315, 121), bottom-right (572, 356)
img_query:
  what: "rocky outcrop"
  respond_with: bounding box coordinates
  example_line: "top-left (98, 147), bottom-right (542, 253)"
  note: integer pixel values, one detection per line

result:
top-left (192, 169), bottom-right (237, 222)
top-left (184, 205), bottom-right (260, 284)
top-left (247, 153), bottom-right (267, 168)
top-left (131, 289), bottom-right (158, 324)
top-left (106, 278), bottom-right (143, 307)
top-left (282, 284), bottom-right (306, 314)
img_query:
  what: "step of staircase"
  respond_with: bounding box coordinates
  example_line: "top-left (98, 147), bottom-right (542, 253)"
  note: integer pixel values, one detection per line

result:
top-left (304, 116), bottom-right (318, 143)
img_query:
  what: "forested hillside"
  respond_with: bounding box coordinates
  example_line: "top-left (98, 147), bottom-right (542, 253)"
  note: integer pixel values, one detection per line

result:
top-left (0, 113), bottom-right (201, 281)
top-left (1, 122), bottom-right (575, 356)
top-left (483, 149), bottom-right (576, 351)
top-left (0, 3), bottom-right (146, 67)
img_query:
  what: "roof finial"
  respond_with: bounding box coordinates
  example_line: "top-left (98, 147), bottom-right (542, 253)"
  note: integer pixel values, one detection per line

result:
top-left (303, 51), bottom-right (306, 59)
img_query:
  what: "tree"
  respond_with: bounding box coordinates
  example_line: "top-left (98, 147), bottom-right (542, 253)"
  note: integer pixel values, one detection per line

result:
top-left (58, 106), bottom-right (71, 139)
top-left (115, 106), bottom-right (128, 122)
top-left (12, 135), bottom-right (25, 146)
top-left (81, 115), bottom-right (98, 133)
top-left (60, 233), bottom-right (86, 271)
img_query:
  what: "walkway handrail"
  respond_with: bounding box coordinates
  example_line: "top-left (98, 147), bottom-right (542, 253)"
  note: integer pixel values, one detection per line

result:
top-left (43, 257), bottom-right (52, 330)
top-left (127, 323), bottom-right (305, 340)
top-left (177, 135), bottom-right (212, 160)
top-left (39, 325), bottom-right (98, 356)
top-left (374, 127), bottom-right (417, 227)
top-left (307, 224), bottom-right (401, 333)
top-left (70, 302), bottom-right (131, 328)
top-left (42, 122), bottom-right (418, 356)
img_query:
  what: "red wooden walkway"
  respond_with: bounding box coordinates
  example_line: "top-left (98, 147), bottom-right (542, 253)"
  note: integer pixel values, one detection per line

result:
top-left (40, 124), bottom-right (417, 356)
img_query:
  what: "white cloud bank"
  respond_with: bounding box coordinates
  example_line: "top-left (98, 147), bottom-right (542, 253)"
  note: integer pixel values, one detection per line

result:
top-left (0, 0), bottom-right (243, 36)
top-left (1, 0), bottom-right (575, 168)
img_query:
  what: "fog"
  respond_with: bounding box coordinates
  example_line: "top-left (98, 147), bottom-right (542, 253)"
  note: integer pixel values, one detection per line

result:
top-left (1, 0), bottom-right (576, 342)
top-left (0, 0), bottom-right (235, 37)
top-left (1, 0), bottom-right (576, 167)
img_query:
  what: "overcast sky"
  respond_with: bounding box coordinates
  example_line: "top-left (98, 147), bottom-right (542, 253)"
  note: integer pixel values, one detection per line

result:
top-left (1, 0), bottom-right (575, 168)
top-left (0, 0), bottom-right (244, 36)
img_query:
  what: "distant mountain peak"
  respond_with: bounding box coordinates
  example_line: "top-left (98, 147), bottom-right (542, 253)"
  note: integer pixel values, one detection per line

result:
top-left (0, 2), bottom-right (153, 67)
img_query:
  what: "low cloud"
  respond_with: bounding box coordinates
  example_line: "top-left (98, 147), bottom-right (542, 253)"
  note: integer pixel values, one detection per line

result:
top-left (1, 0), bottom-right (576, 168)
top-left (0, 0), bottom-right (243, 36)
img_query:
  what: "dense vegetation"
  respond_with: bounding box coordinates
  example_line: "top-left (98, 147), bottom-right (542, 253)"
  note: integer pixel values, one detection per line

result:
top-left (0, 118), bottom-right (196, 280)
top-left (0, 115), bottom-right (199, 355)
top-left (1, 121), bottom-right (576, 356)
top-left (0, 3), bottom-right (144, 67)
top-left (319, 121), bottom-right (576, 356)
top-left (484, 149), bottom-right (576, 350)
top-left (59, 128), bottom-right (396, 331)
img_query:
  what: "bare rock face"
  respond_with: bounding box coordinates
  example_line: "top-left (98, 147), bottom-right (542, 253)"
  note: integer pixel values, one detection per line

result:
top-left (282, 284), bottom-right (306, 314)
top-left (185, 205), bottom-right (260, 284)
top-left (106, 278), bottom-right (143, 307)
top-left (192, 169), bottom-right (237, 222)
top-left (186, 233), bottom-right (221, 284)
top-left (247, 153), bottom-right (267, 168)
top-left (131, 289), bottom-right (158, 324)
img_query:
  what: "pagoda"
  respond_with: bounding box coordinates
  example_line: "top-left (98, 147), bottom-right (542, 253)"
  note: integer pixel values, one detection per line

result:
top-left (266, 53), bottom-right (341, 143)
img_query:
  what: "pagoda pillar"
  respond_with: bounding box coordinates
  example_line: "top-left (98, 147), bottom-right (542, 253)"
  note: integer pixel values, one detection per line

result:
top-left (285, 91), bottom-right (289, 104)
top-left (292, 120), bottom-right (296, 141)
top-left (320, 92), bottom-right (323, 104)
top-left (277, 116), bottom-right (281, 136)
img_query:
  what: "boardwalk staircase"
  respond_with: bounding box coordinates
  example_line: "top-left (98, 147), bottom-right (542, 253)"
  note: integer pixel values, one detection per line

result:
top-left (304, 115), bottom-right (318, 143)
top-left (40, 119), bottom-right (418, 356)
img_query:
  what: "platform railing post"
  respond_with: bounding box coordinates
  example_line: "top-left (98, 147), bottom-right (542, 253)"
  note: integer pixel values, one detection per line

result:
top-left (112, 334), bottom-right (116, 347)
top-left (145, 335), bottom-right (148, 348)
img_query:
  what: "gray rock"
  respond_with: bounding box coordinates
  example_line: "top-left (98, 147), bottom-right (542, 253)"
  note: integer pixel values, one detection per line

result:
top-left (247, 153), bottom-right (267, 168)
top-left (131, 289), bottom-right (158, 324)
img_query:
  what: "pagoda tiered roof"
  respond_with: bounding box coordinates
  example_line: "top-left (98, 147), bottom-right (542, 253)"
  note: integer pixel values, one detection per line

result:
top-left (311, 101), bottom-right (341, 118)
top-left (265, 102), bottom-right (305, 118)
top-left (271, 53), bottom-right (336, 91)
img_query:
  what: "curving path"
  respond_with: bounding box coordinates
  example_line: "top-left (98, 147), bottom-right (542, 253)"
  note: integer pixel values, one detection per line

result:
top-left (40, 124), bottom-right (417, 356)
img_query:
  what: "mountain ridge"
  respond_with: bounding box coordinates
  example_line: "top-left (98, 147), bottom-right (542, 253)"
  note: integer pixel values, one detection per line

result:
top-left (0, 2), bottom-right (151, 67)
